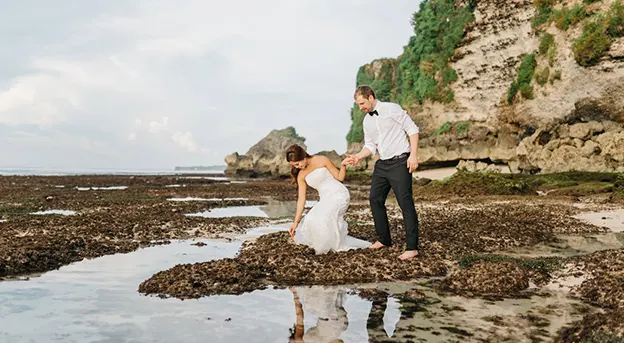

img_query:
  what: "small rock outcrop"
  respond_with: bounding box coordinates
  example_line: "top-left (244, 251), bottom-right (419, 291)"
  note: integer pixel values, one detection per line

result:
top-left (224, 127), bottom-right (306, 177)
top-left (438, 261), bottom-right (530, 298)
top-left (457, 159), bottom-right (503, 173)
top-left (224, 127), bottom-right (345, 177)
top-left (517, 119), bottom-right (624, 173)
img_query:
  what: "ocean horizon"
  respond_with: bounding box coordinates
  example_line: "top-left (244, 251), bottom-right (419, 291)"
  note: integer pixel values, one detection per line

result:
top-left (0, 166), bottom-right (227, 176)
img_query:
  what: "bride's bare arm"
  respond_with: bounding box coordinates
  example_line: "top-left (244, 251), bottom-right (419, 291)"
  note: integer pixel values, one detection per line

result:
top-left (293, 174), bottom-right (307, 226)
top-left (290, 288), bottom-right (305, 342)
top-left (322, 156), bottom-right (346, 182)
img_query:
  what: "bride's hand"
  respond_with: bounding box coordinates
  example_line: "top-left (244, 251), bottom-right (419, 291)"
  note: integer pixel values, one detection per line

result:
top-left (342, 154), bottom-right (356, 165)
top-left (289, 223), bottom-right (297, 239)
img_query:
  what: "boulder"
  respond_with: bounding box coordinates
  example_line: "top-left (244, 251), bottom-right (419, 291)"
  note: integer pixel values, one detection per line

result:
top-left (224, 127), bottom-right (349, 177)
top-left (516, 122), bottom-right (624, 173)
top-left (224, 127), bottom-right (307, 177)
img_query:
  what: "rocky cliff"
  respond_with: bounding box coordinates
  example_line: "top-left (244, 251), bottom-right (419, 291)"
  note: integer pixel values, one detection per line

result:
top-left (347, 0), bottom-right (624, 173)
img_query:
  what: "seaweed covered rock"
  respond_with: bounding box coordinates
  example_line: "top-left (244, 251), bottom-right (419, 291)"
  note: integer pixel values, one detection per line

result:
top-left (437, 261), bottom-right (530, 298)
top-left (419, 170), bottom-right (537, 197)
top-left (556, 308), bottom-right (624, 343)
top-left (137, 259), bottom-right (267, 299)
top-left (555, 249), bottom-right (624, 341)
top-left (573, 249), bottom-right (624, 309)
top-left (139, 231), bottom-right (449, 299)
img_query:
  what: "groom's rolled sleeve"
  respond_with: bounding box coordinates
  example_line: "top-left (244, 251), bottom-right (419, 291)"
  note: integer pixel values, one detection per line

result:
top-left (363, 122), bottom-right (377, 155)
top-left (393, 104), bottom-right (419, 136)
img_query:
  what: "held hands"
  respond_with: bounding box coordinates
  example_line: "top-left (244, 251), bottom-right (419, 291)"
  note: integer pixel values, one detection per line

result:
top-left (407, 154), bottom-right (419, 173)
top-left (342, 154), bottom-right (360, 166)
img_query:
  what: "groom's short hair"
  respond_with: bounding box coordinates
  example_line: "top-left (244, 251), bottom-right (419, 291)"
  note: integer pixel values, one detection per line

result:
top-left (354, 85), bottom-right (376, 100)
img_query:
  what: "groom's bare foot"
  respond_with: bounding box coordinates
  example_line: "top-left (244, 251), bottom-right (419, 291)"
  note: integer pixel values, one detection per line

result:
top-left (398, 250), bottom-right (419, 260)
top-left (368, 241), bottom-right (387, 249)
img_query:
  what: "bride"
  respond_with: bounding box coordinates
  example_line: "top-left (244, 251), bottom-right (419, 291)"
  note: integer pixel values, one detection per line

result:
top-left (286, 144), bottom-right (371, 254)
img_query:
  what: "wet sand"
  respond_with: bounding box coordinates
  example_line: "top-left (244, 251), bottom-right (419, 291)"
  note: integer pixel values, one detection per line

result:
top-left (1, 171), bottom-right (623, 342)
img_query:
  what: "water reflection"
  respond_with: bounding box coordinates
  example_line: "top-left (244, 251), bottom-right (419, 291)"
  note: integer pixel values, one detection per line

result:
top-left (289, 287), bottom-right (349, 343)
top-left (288, 286), bottom-right (401, 343)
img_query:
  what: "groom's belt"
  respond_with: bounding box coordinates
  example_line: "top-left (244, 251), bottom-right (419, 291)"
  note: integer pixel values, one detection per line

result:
top-left (383, 152), bottom-right (409, 161)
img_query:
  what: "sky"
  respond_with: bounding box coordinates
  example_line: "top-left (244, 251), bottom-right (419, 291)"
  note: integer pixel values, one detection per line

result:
top-left (0, 0), bottom-right (420, 170)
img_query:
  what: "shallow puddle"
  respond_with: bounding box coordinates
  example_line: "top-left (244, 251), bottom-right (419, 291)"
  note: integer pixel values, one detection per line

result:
top-left (179, 176), bottom-right (230, 181)
top-left (187, 206), bottom-right (271, 218)
top-left (75, 186), bottom-right (128, 191)
top-left (496, 232), bottom-right (624, 258)
top-left (377, 282), bottom-right (590, 342)
top-left (167, 197), bottom-right (249, 202)
top-left (0, 223), bottom-right (593, 343)
top-left (30, 210), bottom-right (76, 216)
top-left (186, 200), bottom-right (318, 219)
top-left (496, 208), bottom-right (624, 259)
top-left (573, 209), bottom-right (624, 233)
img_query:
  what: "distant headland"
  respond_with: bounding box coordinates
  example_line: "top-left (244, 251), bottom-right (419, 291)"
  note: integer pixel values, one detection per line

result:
top-left (173, 165), bottom-right (226, 172)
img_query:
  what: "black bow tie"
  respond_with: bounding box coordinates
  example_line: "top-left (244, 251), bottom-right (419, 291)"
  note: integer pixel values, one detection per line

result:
top-left (368, 110), bottom-right (378, 116)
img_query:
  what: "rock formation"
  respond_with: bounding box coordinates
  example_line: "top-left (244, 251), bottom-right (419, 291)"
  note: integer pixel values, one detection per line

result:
top-left (347, 0), bottom-right (624, 173)
top-left (224, 127), bottom-right (345, 177)
top-left (224, 127), bottom-right (305, 177)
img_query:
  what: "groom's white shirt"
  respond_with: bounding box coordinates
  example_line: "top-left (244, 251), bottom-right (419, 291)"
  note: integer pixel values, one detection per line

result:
top-left (362, 100), bottom-right (419, 160)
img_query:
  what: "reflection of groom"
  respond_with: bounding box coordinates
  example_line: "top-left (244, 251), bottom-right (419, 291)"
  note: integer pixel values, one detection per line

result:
top-left (345, 85), bottom-right (420, 260)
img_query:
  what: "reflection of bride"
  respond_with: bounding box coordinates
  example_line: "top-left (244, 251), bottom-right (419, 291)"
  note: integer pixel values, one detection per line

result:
top-left (288, 286), bottom-right (348, 343)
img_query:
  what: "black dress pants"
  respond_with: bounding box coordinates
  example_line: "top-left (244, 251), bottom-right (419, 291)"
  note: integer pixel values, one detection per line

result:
top-left (369, 154), bottom-right (419, 250)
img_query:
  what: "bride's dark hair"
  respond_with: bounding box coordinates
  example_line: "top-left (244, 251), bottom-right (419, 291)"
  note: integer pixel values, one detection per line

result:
top-left (285, 144), bottom-right (312, 184)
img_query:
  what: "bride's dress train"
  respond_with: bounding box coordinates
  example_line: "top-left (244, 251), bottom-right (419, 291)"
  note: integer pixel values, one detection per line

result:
top-left (294, 167), bottom-right (371, 254)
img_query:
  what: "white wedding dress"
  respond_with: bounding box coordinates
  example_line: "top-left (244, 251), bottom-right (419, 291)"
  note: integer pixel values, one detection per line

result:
top-left (293, 286), bottom-right (349, 342)
top-left (294, 167), bottom-right (371, 254)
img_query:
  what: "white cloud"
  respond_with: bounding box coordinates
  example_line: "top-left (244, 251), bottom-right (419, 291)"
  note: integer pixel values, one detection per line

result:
top-left (0, 73), bottom-right (75, 126)
top-left (147, 116), bottom-right (168, 134)
top-left (172, 132), bottom-right (200, 152)
top-left (0, 0), bottom-right (420, 169)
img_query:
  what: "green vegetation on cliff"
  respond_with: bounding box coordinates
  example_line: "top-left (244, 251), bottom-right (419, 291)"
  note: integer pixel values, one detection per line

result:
top-left (573, 17), bottom-right (612, 66)
top-left (532, 0), bottom-right (588, 30)
top-left (507, 53), bottom-right (537, 104)
top-left (346, 0), bottom-right (476, 143)
top-left (395, 0), bottom-right (475, 106)
top-left (433, 120), bottom-right (471, 135)
top-left (509, 0), bottom-right (623, 104)
top-left (531, 0), bottom-right (624, 67)
top-left (573, 1), bottom-right (624, 66)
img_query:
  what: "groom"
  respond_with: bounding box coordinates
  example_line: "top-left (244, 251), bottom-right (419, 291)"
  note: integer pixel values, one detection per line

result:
top-left (346, 85), bottom-right (420, 260)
